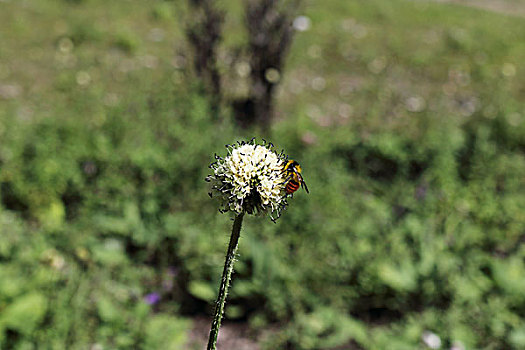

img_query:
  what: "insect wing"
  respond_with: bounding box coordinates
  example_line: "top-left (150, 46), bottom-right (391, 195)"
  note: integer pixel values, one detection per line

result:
top-left (301, 178), bottom-right (309, 193)
top-left (295, 172), bottom-right (309, 193)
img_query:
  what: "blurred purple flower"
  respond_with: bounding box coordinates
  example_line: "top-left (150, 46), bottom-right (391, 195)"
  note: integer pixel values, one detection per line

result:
top-left (144, 292), bottom-right (161, 305)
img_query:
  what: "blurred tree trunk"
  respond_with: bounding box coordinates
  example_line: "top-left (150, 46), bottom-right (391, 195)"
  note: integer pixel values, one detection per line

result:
top-left (185, 0), bottom-right (301, 130)
top-left (186, 0), bottom-right (224, 116)
top-left (244, 0), bottom-right (300, 131)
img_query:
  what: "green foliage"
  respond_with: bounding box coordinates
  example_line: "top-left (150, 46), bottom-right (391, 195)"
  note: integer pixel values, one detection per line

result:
top-left (1, 0), bottom-right (524, 349)
top-left (112, 31), bottom-right (141, 54)
top-left (0, 80), bottom-right (215, 348)
top-left (144, 315), bottom-right (189, 349)
top-left (0, 293), bottom-right (47, 336)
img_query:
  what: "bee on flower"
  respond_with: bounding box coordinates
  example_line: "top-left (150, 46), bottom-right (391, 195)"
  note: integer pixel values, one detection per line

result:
top-left (282, 159), bottom-right (309, 195)
top-left (205, 139), bottom-right (309, 349)
top-left (206, 139), bottom-right (308, 221)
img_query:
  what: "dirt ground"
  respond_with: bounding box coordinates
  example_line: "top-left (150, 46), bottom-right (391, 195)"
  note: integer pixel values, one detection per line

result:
top-left (188, 317), bottom-right (261, 350)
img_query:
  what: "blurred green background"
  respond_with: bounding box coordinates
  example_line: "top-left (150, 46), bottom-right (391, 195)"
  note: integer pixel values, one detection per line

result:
top-left (0, 0), bottom-right (524, 349)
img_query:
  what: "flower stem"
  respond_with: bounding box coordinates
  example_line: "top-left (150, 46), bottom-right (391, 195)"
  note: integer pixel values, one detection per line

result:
top-left (207, 212), bottom-right (245, 350)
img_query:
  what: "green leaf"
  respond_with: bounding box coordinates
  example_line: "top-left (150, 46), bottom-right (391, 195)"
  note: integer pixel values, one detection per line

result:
top-left (144, 315), bottom-right (189, 350)
top-left (1, 292), bottom-right (47, 335)
top-left (188, 280), bottom-right (216, 301)
top-left (96, 296), bottom-right (122, 324)
top-left (510, 327), bottom-right (525, 348)
top-left (378, 262), bottom-right (417, 292)
top-left (91, 239), bottom-right (127, 266)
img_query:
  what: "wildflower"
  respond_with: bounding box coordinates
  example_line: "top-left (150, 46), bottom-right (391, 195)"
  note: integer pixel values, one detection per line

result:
top-left (143, 292), bottom-right (161, 305)
top-left (206, 139), bottom-right (303, 350)
top-left (206, 139), bottom-right (288, 220)
top-left (293, 16), bottom-right (311, 32)
top-left (422, 330), bottom-right (442, 349)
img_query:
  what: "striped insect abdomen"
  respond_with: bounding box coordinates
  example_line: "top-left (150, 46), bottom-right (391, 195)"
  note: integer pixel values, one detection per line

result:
top-left (285, 180), bottom-right (300, 194)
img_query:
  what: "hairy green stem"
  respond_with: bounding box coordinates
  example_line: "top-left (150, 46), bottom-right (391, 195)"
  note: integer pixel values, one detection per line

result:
top-left (207, 212), bottom-right (245, 350)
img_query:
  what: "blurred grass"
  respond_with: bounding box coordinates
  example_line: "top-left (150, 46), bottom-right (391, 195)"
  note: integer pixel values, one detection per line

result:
top-left (1, 0), bottom-right (524, 349)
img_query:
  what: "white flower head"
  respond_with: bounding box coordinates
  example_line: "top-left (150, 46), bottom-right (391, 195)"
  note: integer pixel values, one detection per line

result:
top-left (422, 331), bottom-right (442, 349)
top-left (207, 139), bottom-right (288, 220)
